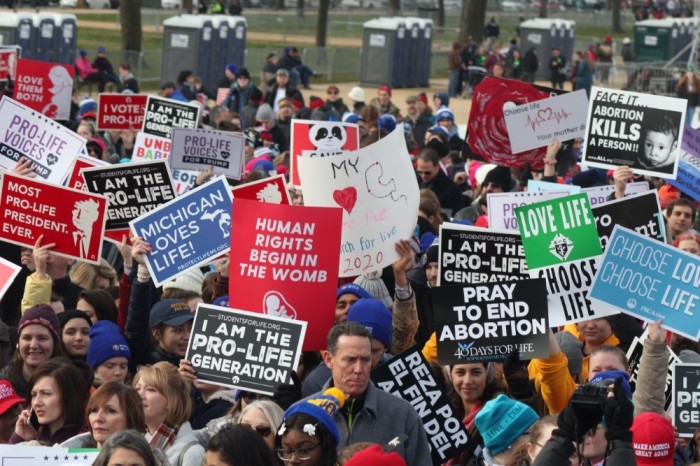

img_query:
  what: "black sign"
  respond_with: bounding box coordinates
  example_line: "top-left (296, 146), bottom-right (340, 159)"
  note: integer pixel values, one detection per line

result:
top-left (185, 303), bottom-right (306, 395)
top-left (439, 224), bottom-right (528, 286)
top-left (432, 279), bottom-right (549, 365)
top-left (672, 363), bottom-right (700, 438)
top-left (81, 160), bottom-right (176, 231)
top-left (625, 336), bottom-right (679, 412)
top-left (142, 96), bottom-right (200, 139)
top-left (593, 190), bottom-right (666, 249)
top-left (371, 346), bottom-right (476, 465)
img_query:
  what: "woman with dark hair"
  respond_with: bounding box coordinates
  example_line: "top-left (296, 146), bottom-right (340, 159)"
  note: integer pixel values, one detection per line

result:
top-left (57, 310), bottom-right (92, 360)
top-left (77, 289), bottom-right (118, 323)
top-left (207, 424), bottom-right (276, 466)
top-left (11, 358), bottom-right (89, 444)
top-left (92, 430), bottom-right (161, 466)
top-left (62, 381), bottom-right (145, 448)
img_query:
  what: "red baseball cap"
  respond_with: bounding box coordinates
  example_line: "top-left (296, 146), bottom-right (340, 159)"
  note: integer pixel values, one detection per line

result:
top-left (0, 380), bottom-right (25, 415)
top-left (344, 445), bottom-right (406, 466)
top-left (631, 412), bottom-right (675, 466)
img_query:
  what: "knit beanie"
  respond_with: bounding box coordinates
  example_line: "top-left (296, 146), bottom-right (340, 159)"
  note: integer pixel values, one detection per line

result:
top-left (86, 320), bottom-right (131, 369)
top-left (353, 271), bottom-right (393, 309)
top-left (435, 107), bottom-right (455, 122)
top-left (347, 299), bottom-right (392, 350)
top-left (280, 387), bottom-right (345, 445)
top-left (161, 268), bottom-right (204, 295)
top-left (336, 283), bottom-right (372, 302)
top-left (226, 63), bottom-right (237, 75)
top-left (424, 241), bottom-right (439, 265)
top-left (589, 370), bottom-right (632, 399)
top-left (237, 67), bottom-right (251, 80)
top-left (57, 310), bottom-right (93, 330)
top-left (554, 331), bottom-right (583, 376)
top-left (377, 85), bottom-right (392, 97)
top-left (475, 394), bottom-right (539, 455)
top-left (19, 305), bottom-right (60, 339)
top-left (345, 445), bottom-right (407, 466)
top-left (79, 97), bottom-right (97, 116)
top-left (256, 103), bottom-right (274, 122)
top-left (377, 114), bottom-right (397, 133)
top-left (630, 412), bottom-right (675, 466)
top-left (482, 166), bottom-right (514, 192)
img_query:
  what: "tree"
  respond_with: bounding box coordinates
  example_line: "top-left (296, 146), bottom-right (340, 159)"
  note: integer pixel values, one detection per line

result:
top-left (120, 0), bottom-right (142, 63)
top-left (297, 0), bottom-right (304, 18)
top-left (316, 0), bottom-right (330, 46)
top-left (458, 0), bottom-right (487, 43)
top-left (612, 0), bottom-right (622, 33)
top-left (387, 0), bottom-right (400, 15)
top-left (276, 0), bottom-right (285, 9)
top-left (437, 0), bottom-right (445, 28)
top-left (539, 0), bottom-right (547, 18)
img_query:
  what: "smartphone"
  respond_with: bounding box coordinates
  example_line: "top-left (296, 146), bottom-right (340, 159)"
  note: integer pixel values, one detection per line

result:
top-left (29, 409), bottom-right (40, 431)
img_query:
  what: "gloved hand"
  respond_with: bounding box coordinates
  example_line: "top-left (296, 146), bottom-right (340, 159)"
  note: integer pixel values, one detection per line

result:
top-left (273, 371), bottom-right (302, 410)
top-left (556, 394), bottom-right (603, 441)
top-left (603, 377), bottom-right (634, 442)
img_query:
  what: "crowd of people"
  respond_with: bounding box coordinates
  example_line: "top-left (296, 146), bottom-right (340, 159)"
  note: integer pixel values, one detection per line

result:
top-left (0, 32), bottom-right (699, 466)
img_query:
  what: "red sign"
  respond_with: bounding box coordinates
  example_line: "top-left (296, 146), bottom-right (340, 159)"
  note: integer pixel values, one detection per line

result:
top-left (231, 174), bottom-right (290, 204)
top-left (97, 94), bottom-right (148, 131)
top-left (228, 198), bottom-right (342, 350)
top-left (0, 257), bottom-right (21, 301)
top-left (0, 49), bottom-right (18, 81)
top-left (0, 173), bottom-right (107, 264)
top-left (13, 59), bottom-right (74, 121)
top-left (65, 155), bottom-right (108, 191)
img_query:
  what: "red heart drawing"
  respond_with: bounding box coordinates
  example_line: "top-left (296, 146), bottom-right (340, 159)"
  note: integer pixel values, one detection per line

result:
top-left (537, 108), bottom-right (553, 122)
top-left (333, 187), bottom-right (357, 214)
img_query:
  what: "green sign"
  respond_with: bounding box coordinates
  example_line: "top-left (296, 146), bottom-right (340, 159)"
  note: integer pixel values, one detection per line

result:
top-left (515, 193), bottom-right (602, 270)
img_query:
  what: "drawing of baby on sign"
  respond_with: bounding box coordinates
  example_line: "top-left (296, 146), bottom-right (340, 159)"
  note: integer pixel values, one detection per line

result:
top-left (297, 127), bottom-right (419, 277)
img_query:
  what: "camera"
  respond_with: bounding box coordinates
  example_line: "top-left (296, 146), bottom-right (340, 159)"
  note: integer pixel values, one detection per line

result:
top-left (571, 382), bottom-right (610, 408)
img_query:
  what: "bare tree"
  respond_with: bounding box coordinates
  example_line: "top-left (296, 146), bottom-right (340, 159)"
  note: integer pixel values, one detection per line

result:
top-left (458, 0), bottom-right (486, 43)
top-left (438, 0), bottom-right (445, 28)
top-left (387, 0), bottom-right (400, 15)
top-left (612, 0), bottom-right (622, 32)
top-left (539, 0), bottom-right (547, 18)
top-left (316, 0), bottom-right (330, 46)
top-left (276, 0), bottom-right (285, 8)
top-left (120, 0), bottom-right (142, 63)
top-left (297, 0), bottom-right (304, 18)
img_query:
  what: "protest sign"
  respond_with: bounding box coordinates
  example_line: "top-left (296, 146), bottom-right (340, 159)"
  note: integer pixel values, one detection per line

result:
top-left (141, 96), bottom-right (200, 139)
top-left (13, 58), bottom-right (73, 121)
top-left (130, 176), bottom-right (233, 287)
top-left (228, 198), bottom-right (341, 350)
top-left (64, 155), bottom-right (108, 191)
top-left (290, 119), bottom-right (360, 187)
top-left (589, 226), bottom-right (700, 339)
top-left (231, 174), bottom-right (290, 204)
top-left (97, 93), bottom-right (148, 131)
top-left (672, 363), bottom-right (700, 437)
top-left (581, 181), bottom-right (650, 207)
top-left (0, 173), bottom-right (107, 264)
top-left (670, 125), bottom-right (700, 200)
top-left (0, 256), bottom-right (21, 301)
top-left (132, 132), bottom-right (171, 162)
top-left (0, 97), bottom-right (84, 185)
top-left (528, 180), bottom-right (581, 194)
top-left (186, 303), bottom-right (306, 395)
top-left (0, 47), bottom-right (18, 81)
top-left (432, 279), bottom-right (549, 365)
top-left (593, 190), bottom-right (666, 248)
top-left (371, 346), bottom-right (475, 464)
top-left (216, 87), bottom-right (228, 105)
top-left (504, 89), bottom-right (588, 154)
top-left (171, 168), bottom-right (199, 196)
top-left (170, 127), bottom-right (245, 180)
top-left (438, 223), bottom-right (528, 286)
top-left (515, 193), bottom-right (601, 270)
top-left (0, 445), bottom-right (99, 465)
top-left (82, 160), bottom-right (176, 244)
top-left (487, 191), bottom-right (569, 230)
top-left (626, 336), bottom-right (680, 412)
top-left (298, 127), bottom-right (419, 277)
top-left (582, 87), bottom-right (685, 179)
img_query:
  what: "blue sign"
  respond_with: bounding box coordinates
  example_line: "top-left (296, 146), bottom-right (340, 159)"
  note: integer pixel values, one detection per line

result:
top-left (527, 180), bottom-right (581, 194)
top-left (670, 125), bottom-right (700, 201)
top-left (130, 176), bottom-right (233, 287)
top-left (589, 225), bottom-right (700, 340)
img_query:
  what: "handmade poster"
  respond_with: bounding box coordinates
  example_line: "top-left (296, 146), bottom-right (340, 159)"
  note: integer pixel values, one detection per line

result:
top-left (670, 125), bottom-right (700, 201)
top-left (171, 168), bottom-right (199, 196)
top-left (130, 176), bottom-right (233, 287)
top-left (487, 191), bottom-right (569, 230)
top-left (438, 223), bottom-right (528, 286)
top-left (132, 132), bottom-right (171, 162)
top-left (581, 181), bottom-right (650, 206)
top-left (528, 179), bottom-right (581, 194)
top-left (672, 363), bottom-right (700, 437)
top-left (515, 193), bottom-right (601, 270)
top-left (504, 89), bottom-right (588, 154)
top-left (0, 47), bottom-right (18, 81)
top-left (141, 96), bottom-right (200, 139)
top-left (432, 279), bottom-right (549, 365)
top-left (0, 173), bottom-right (107, 264)
top-left (626, 336), bottom-right (680, 412)
top-left (0, 445), bottom-right (99, 465)
top-left (170, 127), bottom-right (245, 180)
top-left (96, 93), bottom-right (148, 131)
top-left (297, 127), bottom-right (419, 277)
top-left (231, 174), bottom-right (290, 204)
top-left (589, 226), bottom-right (700, 340)
top-left (216, 87), bottom-right (229, 105)
top-left (371, 345), bottom-right (475, 464)
top-left (82, 160), bottom-right (176, 244)
top-left (228, 198), bottom-right (342, 351)
top-left (186, 303), bottom-right (306, 395)
top-left (13, 58), bottom-right (73, 121)
top-left (64, 155), bottom-right (108, 191)
top-left (290, 119), bottom-right (360, 187)
top-left (0, 256), bottom-right (21, 301)
top-left (593, 190), bottom-right (666, 249)
top-left (0, 97), bottom-right (85, 185)
top-left (582, 87), bottom-right (685, 179)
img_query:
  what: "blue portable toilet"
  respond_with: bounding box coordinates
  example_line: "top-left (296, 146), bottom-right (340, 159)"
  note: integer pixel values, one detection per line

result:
top-left (229, 16), bottom-right (247, 70)
top-left (162, 15), bottom-right (215, 89)
top-left (56, 14), bottom-right (77, 65)
top-left (210, 16), bottom-right (231, 92)
top-left (34, 13), bottom-right (57, 62)
top-left (412, 17), bottom-right (433, 87)
top-left (0, 14), bottom-right (35, 60)
top-left (403, 17), bottom-right (421, 87)
top-left (360, 17), bottom-right (407, 88)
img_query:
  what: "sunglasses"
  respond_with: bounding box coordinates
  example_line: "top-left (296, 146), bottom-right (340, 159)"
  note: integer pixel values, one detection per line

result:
top-left (242, 392), bottom-right (265, 404)
top-left (240, 423), bottom-right (273, 438)
top-left (416, 170), bottom-right (434, 175)
top-left (327, 91), bottom-right (339, 95)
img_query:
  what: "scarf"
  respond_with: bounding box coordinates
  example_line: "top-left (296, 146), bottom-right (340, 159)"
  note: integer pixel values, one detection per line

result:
top-left (149, 421), bottom-right (179, 451)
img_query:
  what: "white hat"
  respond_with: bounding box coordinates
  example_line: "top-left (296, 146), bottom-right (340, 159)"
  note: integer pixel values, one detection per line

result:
top-left (348, 86), bottom-right (365, 103)
top-left (475, 163), bottom-right (497, 186)
top-left (162, 268), bottom-right (204, 294)
top-left (623, 37), bottom-right (631, 44)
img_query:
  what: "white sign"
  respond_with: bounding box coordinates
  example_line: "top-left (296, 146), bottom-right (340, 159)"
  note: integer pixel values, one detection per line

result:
top-left (170, 127), bottom-right (245, 180)
top-left (487, 191), bottom-right (569, 230)
top-left (0, 445), bottom-right (99, 465)
top-left (581, 180), bottom-right (650, 206)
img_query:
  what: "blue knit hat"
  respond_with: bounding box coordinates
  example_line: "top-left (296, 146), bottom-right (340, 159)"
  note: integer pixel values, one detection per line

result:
top-left (86, 321), bottom-right (131, 369)
top-left (435, 107), bottom-right (455, 122)
top-left (336, 283), bottom-right (372, 302)
top-left (589, 370), bottom-right (632, 400)
top-left (347, 298), bottom-right (392, 350)
top-left (226, 63), bottom-right (237, 75)
top-left (377, 114), bottom-right (397, 133)
top-left (475, 394), bottom-right (539, 455)
top-left (280, 388), bottom-right (345, 445)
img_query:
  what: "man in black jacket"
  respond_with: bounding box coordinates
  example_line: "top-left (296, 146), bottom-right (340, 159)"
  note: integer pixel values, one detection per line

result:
top-left (416, 148), bottom-right (464, 215)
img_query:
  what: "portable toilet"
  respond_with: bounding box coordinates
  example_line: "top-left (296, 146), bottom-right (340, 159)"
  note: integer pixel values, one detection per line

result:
top-left (229, 16), bottom-right (247, 70)
top-left (162, 15), bottom-right (215, 88)
top-left (360, 17), bottom-right (407, 88)
top-left (519, 18), bottom-right (576, 81)
top-left (673, 18), bottom-right (692, 63)
top-left (414, 17), bottom-right (433, 87)
top-left (0, 14), bottom-right (35, 59)
top-left (34, 13), bottom-right (57, 62)
top-left (56, 14), bottom-right (77, 65)
top-left (633, 19), bottom-right (675, 62)
top-left (210, 16), bottom-right (231, 92)
top-left (403, 17), bottom-right (421, 86)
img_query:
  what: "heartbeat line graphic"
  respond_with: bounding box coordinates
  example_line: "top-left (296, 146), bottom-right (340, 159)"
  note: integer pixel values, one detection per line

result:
top-left (525, 108), bottom-right (573, 131)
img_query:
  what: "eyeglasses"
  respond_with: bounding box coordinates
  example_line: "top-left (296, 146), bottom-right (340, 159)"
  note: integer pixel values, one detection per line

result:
top-left (241, 392), bottom-right (265, 404)
top-left (240, 423), bottom-right (272, 438)
top-left (277, 444), bottom-right (320, 461)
